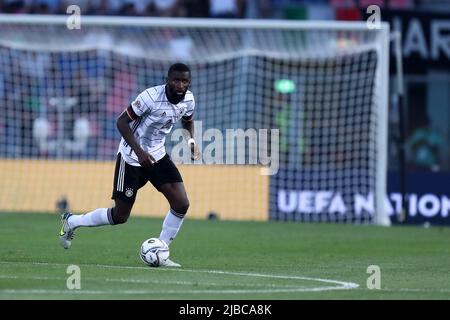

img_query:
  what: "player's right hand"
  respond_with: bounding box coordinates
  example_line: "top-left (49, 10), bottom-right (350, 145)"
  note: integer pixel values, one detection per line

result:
top-left (136, 149), bottom-right (155, 168)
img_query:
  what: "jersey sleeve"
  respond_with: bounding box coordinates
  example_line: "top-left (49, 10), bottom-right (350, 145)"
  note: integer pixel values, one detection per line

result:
top-left (130, 90), bottom-right (153, 117)
top-left (182, 97), bottom-right (195, 120)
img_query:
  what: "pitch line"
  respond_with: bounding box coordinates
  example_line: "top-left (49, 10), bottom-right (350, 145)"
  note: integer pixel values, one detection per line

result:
top-left (0, 261), bottom-right (359, 294)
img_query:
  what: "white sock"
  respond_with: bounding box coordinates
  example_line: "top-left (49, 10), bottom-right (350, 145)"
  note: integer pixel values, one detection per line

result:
top-left (159, 208), bottom-right (184, 246)
top-left (68, 208), bottom-right (113, 230)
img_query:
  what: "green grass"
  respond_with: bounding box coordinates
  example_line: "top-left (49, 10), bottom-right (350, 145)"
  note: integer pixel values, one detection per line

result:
top-left (1, 212), bottom-right (449, 300)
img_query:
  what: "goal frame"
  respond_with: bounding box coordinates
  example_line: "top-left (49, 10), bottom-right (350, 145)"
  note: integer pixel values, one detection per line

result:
top-left (0, 15), bottom-right (390, 225)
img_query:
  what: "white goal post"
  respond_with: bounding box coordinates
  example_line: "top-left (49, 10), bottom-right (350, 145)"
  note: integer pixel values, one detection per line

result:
top-left (0, 15), bottom-right (390, 225)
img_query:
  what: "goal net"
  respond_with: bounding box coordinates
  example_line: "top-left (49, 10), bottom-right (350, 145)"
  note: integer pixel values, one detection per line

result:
top-left (0, 15), bottom-right (390, 225)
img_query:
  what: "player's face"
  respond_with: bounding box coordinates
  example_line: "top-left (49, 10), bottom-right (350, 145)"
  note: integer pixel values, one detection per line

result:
top-left (167, 71), bottom-right (191, 100)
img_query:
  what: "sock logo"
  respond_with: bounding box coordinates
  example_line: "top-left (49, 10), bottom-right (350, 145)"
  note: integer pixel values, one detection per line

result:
top-left (125, 188), bottom-right (134, 198)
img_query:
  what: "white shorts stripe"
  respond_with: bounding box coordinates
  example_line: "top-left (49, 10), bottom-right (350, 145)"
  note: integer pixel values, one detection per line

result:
top-left (117, 157), bottom-right (125, 192)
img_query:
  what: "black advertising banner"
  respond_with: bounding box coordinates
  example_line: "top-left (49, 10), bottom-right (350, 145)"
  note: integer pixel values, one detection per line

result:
top-left (269, 169), bottom-right (450, 225)
top-left (365, 10), bottom-right (450, 71)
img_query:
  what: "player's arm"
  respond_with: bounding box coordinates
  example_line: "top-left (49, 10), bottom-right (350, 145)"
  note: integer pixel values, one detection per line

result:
top-left (182, 114), bottom-right (200, 161)
top-left (116, 105), bottom-right (155, 167)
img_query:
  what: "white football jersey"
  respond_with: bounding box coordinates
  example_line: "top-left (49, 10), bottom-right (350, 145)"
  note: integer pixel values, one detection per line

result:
top-left (118, 85), bottom-right (195, 166)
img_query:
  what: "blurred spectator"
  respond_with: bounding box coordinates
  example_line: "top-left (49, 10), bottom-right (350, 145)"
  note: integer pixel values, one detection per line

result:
top-left (1, 0), bottom-right (449, 16)
top-left (272, 91), bottom-right (293, 166)
top-left (282, 1), bottom-right (334, 20)
top-left (2, 0), bottom-right (32, 13)
top-left (180, 0), bottom-right (209, 18)
top-left (105, 69), bottom-right (137, 115)
top-left (332, 0), bottom-right (360, 21)
top-left (406, 115), bottom-right (443, 172)
top-left (32, 0), bottom-right (59, 14)
top-left (256, 0), bottom-right (271, 18)
top-left (118, 1), bottom-right (137, 16)
top-left (114, 0), bottom-right (183, 16)
top-left (330, 0), bottom-right (356, 7)
top-left (0, 71), bottom-right (4, 103)
top-left (359, 0), bottom-right (385, 7)
top-left (388, 0), bottom-right (414, 9)
top-left (145, 0), bottom-right (184, 17)
top-left (59, 0), bottom-right (89, 14)
top-left (208, 0), bottom-right (245, 18)
top-left (91, 0), bottom-right (120, 15)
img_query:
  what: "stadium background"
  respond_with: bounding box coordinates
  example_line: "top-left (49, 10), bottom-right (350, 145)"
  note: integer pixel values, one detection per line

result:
top-left (0, 0), bottom-right (449, 225)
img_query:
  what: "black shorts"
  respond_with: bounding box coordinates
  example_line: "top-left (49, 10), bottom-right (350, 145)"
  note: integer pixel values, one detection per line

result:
top-left (112, 153), bottom-right (183, 204)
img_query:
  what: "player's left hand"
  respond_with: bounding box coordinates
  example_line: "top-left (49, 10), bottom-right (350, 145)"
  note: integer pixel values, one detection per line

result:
top-left (190, 144), bottom-right (201, 161)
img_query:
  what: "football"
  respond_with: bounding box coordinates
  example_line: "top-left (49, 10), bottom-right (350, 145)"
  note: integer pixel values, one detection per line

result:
top-left (140, 238), bottom-right (170, 267)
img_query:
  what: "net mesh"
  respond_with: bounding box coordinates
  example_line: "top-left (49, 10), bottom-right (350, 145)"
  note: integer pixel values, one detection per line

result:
top-left (0, 18), bottom-right (388, 223)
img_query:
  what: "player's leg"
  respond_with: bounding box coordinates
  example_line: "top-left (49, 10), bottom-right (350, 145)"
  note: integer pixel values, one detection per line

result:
top-left (153, 181), bottom-right (188, 267)
top-left (145, 155), bottom-right (187, 267)
top-left (59, 205), bottom-right (119, 249)
top-left (59, 153), bottom-right (141, 249)
top-left (66, 197), bottom-right (133, 229)
top-left (59, 200), bottom-right (134, 250)
top-left (158, 181), bottom-right (190, 246)
top-left (67, 153), bottom-right (140, 228)
top-left (146, 154), bottom-right (189, 246)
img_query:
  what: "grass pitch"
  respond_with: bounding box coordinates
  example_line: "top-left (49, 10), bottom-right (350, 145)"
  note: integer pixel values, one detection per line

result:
top-left (0, 212), bottom-right (449, 300)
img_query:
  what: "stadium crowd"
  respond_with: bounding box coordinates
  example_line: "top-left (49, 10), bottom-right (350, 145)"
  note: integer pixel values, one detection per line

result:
top-left (0, 0), bottom-right (449, 19)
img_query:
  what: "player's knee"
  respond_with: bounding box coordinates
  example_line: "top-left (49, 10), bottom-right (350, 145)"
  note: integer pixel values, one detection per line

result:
top-left (174, 198), bottom-right (189, 215)
top-left (114, 213), bottom-right (129, 224)
top-left (112, 207), bottom-right (131, 225)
